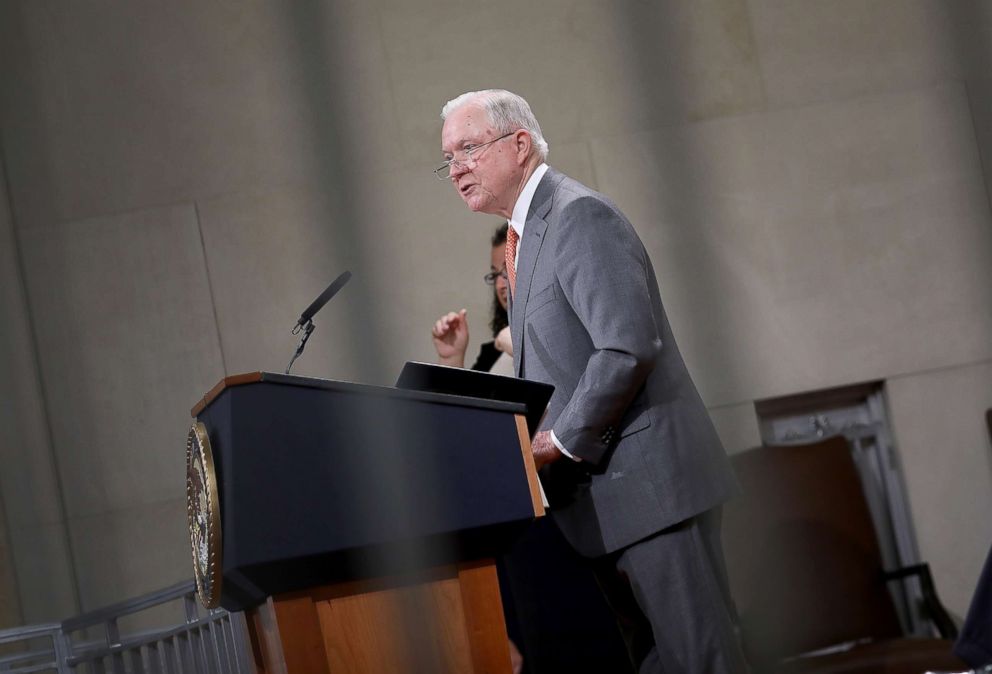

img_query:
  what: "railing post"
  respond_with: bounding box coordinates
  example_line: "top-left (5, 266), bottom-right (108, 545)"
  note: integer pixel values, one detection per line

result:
top-left (54, 628), bottom-right (72, 674)
top-left (183, 593), bottom-right (199, 624)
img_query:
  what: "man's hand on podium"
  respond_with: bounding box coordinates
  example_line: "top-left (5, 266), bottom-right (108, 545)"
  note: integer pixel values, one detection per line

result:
top-left (532, 431), bottom-right (563, 469)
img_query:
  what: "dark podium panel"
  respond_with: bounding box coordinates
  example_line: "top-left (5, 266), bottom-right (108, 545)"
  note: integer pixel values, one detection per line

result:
top-left (190, 371), bottom-right (547, 674)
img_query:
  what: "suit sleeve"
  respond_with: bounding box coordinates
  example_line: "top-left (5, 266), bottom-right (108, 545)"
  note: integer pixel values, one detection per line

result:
top-left (550, 195), bottom-right (661, 465)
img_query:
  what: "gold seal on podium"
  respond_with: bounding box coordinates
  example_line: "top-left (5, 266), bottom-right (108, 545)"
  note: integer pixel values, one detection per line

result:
top-left (186, 421), bottom-right (222, 608)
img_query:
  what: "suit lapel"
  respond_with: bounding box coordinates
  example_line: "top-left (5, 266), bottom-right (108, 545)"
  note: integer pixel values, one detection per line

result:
top-left (511, 168), bottom-right (562, 377)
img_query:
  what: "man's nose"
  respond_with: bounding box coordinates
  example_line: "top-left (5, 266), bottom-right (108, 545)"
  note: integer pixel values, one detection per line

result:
top-left (449, 160), bottom-right (469, 179)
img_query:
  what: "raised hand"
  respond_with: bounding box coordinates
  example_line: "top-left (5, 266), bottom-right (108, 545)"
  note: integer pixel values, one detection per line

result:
top-left (431, 309), bottom-right (469, 368)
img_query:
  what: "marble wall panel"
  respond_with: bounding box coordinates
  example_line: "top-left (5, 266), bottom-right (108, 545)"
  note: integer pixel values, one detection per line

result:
top-left (2, 0), bottom-right (400, 226)
top-left (589, 83), bottom-right (992, 406)
top-left (548, 140), bottom-right (599, 192)
top-left (708, 402), bottom-right (762, 455)
top-left (18, 204), bottom-right (225, 519)
top-left (68, 498), bottom-right (189, 610)
top-left (748, 0), bottom-right (959, 108)
top-left (196, 184), bottom-right (379, 383)
top-left (8, 522), bottom-right (78, 622)
top-left (0, 500), bottom-right (22, 629)
top-left (0, 156), bottom-right (78, 622)
top-left (380, 0), bottom-right (765, 169)
top-left (957, 75), bottom-right (992, 218)
top-left (0, 0), bottom-right (65, 233)
top-left (887, 361), bottom-right (992, 616)
top-left (0, 160), bottom-right (65, 529)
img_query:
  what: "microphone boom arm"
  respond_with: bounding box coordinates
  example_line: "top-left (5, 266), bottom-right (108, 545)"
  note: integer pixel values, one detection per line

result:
top-left (284, 270), bottom-right (351, 374)
top-left (284, 319), bottom-right (315, 375)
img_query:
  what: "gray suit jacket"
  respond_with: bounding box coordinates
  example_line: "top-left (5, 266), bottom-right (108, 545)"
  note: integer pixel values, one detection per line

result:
top-left (510, 167), bottom-right (739, 557)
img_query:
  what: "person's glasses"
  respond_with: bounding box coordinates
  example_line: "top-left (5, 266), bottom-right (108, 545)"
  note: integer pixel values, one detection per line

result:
top-left (435, 132), bottom-right (515, 180)
top-left (484, 268), bottom-right (508, 285)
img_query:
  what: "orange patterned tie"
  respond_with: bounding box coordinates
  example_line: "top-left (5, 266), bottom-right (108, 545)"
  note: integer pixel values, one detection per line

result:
top-left (505, 225), bottom-right (519, 295)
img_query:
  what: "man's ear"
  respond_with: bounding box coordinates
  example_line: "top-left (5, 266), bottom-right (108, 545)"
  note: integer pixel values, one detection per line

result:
top-left (514, 130), bottom-right (533, 164)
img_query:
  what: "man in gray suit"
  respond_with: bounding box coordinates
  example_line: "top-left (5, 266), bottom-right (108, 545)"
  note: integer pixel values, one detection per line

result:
top-left (437, 89), bottom-right (747, 673)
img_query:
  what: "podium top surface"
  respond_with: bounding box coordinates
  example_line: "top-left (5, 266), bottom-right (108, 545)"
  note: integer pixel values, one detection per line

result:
top-left (191, 371), bottom-right (528, 418)
top-left (395, 362), bottom-right (553, 437)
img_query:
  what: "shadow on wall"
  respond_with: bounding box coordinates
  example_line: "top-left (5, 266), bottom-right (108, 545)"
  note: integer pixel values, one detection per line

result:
top-left (946, 0), bottom-right (992, 205)
top-left (277, 5), bottom-right (458, 667)
top-left (614, 0), bottom-right (749, 398)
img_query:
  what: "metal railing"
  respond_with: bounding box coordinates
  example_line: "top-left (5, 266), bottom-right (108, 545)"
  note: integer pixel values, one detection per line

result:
top-left (0, 581), bottom-right (253, 674)
top-left (0, 622), bottom-right (65, 673)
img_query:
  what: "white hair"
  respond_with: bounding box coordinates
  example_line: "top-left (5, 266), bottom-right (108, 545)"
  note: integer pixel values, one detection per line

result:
top-left (441, 89), bottom-right (549, 160)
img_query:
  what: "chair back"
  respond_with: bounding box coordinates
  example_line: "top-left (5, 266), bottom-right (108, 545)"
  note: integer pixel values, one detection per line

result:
top-left (723, 436), bottom-right (903, 667)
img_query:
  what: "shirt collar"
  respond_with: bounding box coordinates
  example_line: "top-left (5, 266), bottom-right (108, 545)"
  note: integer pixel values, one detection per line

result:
top-left (508, 163), bottom-right (548, 238)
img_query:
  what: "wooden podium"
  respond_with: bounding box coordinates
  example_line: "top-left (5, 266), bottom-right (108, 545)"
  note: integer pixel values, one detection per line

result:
top-left (188, 371), bottom-right (547, 674)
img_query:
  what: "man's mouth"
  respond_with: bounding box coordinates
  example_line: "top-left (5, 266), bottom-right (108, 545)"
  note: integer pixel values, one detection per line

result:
top-left (459, 183), bottom-right (474, 196)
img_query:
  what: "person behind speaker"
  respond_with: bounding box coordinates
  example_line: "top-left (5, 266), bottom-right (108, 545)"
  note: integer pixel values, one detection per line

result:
top-left (431, 224), bottom-right (514, 375)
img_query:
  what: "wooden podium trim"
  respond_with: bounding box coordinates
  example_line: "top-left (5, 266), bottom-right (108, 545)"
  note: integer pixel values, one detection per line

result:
top-left (515, 414), bottom-right (545, 517)
top-left (458, 561), bottom-right (512, 674)
top-left (248, 594), bottom-right (338, 674)
top-left (247, 561), bottom-right (512, 673)
top-left (191, 372), bottom-right (262, 417)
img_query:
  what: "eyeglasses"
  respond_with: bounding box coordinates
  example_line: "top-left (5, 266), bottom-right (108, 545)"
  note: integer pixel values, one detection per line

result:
top-left (484, 268), bottom-right (508, 285)
top-left (435, 131), bottom-right (515, 180)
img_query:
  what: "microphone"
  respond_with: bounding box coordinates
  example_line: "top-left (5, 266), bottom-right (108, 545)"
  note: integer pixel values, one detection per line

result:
top-left (295, 270), bottom-right (352, 329)
top-left (285, 271), bottom-right (352, 374)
